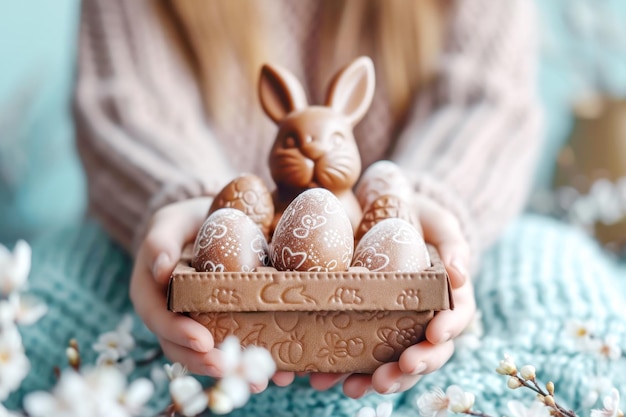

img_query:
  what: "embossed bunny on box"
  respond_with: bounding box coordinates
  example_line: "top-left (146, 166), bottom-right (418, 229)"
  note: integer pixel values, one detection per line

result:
top-left (167, 57), bottom-right (453, 373)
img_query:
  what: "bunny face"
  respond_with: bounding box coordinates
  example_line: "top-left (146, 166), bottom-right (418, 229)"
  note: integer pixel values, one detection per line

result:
top-left (260, 57), bottom-right (375, 197)
top-left (269, 106), bottom-right (361, 193)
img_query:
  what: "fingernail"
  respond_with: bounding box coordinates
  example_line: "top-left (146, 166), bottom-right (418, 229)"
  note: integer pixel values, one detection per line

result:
top-left (411, 361), bottom-right (427, 375)
top-left (152, 253), bottom-right (170, 279)
top-left (451, 258), bottom-right (468, 281)
top-left (384, 382), bottom-right (400, 394)
top-left (362, 387), bottom-right (374, 397)
top-left (203, 365), bottom-right (220, 377)
top-left (189, 338), bottom-right (209, 353)
top-left (250, 383), bottom-right (264, 394)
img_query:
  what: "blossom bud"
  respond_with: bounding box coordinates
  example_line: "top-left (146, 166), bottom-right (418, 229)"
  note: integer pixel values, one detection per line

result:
top-left (66, 346), bottom-right (80, 369)
top-left (447, 386), bottom-right (475, 413)
top-left (209, 388), bottom-right (235, 415)
top-left (617, 409), bottom-right (624, 417)
top-left (544, 395), bottom-right (555, 407)
top-left (507, 377), bottom-right (522, 389)
top-left (546, 381), bottom-right (555, 395)
top-left (496, 355), bottom-right (517, 376)
top-left (69, 338), bottom-right (79, 349)
top-left (520, 365), bottom-right (536, 380)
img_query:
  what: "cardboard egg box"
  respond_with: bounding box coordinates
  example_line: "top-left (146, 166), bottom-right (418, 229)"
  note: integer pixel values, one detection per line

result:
top-left (168, 244), bottom-right (453, 374)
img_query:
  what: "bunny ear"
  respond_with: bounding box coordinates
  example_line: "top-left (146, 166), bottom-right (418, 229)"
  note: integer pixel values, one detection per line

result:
top-left (325, 56), bottom-right (375, 126)
top-left (259, 64), bottom-right (308, 124)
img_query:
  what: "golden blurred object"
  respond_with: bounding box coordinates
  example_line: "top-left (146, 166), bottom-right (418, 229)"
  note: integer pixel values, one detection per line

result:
top-left (554, 95), bottom-right (626, 250)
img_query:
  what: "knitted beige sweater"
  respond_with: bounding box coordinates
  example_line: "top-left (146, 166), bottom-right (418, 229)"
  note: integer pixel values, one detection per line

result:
top-left (74, 0), bottom-right (543, 258)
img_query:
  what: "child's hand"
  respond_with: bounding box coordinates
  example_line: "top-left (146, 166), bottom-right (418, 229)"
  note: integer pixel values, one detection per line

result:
top-left (129, 198), bottom-right (296, 389)
top-left (130, 198), bottom-right (221, 375)
top-left (309, 195), bottom-right (476, 397)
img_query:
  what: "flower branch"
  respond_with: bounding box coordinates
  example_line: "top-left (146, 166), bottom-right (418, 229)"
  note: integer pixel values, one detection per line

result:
top-left (496, 357), bottom-right (575, 417)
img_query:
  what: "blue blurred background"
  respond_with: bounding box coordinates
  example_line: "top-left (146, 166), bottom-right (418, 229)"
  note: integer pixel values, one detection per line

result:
top-left (0, 0), bottom-right (85, 245)
top-left (1, 0), bottom-right (625, 247)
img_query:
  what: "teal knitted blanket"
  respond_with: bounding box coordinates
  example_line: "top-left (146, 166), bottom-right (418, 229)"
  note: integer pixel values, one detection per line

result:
top-left (5, 214), bottom-right (626, 416)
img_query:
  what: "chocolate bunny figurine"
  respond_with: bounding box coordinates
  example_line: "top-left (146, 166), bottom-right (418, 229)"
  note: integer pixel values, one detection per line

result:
top-left (259, 56), bottom-right (375, 230)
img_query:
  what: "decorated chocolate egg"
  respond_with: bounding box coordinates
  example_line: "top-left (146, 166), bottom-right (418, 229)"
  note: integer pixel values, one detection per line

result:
top-left (352, 218), bottom-right (430, 272)
top-left (209, 174), bottom-right (274, 238)
top-left (355, 160), bottom-right (414, 211)
top-left (355, 194), bottom-right (419, 241)
top-left (192, 208), bottom-right (270, 272)
top-left (271, 188), bottom-right (354, 271)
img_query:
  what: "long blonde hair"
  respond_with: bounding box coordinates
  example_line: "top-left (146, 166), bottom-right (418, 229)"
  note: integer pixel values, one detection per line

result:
top-left (162, 0), bottom-right (446, 128)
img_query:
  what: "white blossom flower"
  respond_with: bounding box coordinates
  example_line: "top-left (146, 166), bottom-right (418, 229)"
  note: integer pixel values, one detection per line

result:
top-left (0, 294), bottom-right (46, 327)
top-left (417, 387), bottom-right (450, 417)
top-left (24, 366), bottom-right (151, 417)
top-left (220, 336), bottom-right (276, 382)
top-left (0, 240), bottom-right (31, 296)
top-left (96, 348), bottom-right (135, 375)
top-left (0, 298), bottom-right (17, 328)
top-left (220, 336), bottom-right (243, 373)
top-left (446, 385), bottom-right (475, 413)
top-left (215, 376), bottom-right (250, 410)
top-left (208, 336), bottom-right (275, 413)
top-left (598, 336), bottom-right (622, 361)
top-left (583, 377), bottom-right (614, 408)
top-left (164, 362), bottom-right (187, 380)
top-left (355, 401), bottom-right (393, 417)
top-left (170, 375), bottom-right (208, 417)
top-left (14, 294), bottom-right (46, 326)
top-left (240, 345), bottom-right (275, 385)
top-left (93, 315), bottom-right (135, 357)
top-left (0, 325), bottom-right (30, 401)
top-left (507, 400), bottom-right (551, 417)
top-left (566, 320), bottom-right (594, 340)
top-left (591, 389), bottom-right (623, 417)
top-left (119, 378), bottom-right (154, 415)
top-left (496, 354), bottom-right (517, 375)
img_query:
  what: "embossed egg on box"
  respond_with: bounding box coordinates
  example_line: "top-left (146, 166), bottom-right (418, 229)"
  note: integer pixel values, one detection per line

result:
top-left (208, 174), bottom-right (274, 238)
top-left (271, 188), bottom-right (354, 272)
top-left (191, 208), bottom-right (269, 272)
top-left (353, 218), bottom-right (430, 272)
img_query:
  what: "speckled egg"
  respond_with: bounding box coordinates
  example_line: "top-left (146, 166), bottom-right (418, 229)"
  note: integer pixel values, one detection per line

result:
top-left (352, 218), bottom-right (430, 272)
top-left (209, 174), bottom-right (274, 238)
top-left (271, 188), bottom-right (354, 272)
top-left (355, 194), bottom-right (419, 241)
top-left (192, 208), bottom-right (270, 272)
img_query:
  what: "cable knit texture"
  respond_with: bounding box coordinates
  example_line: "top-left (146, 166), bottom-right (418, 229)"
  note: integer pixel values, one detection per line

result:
top-left (74, 0), bottom-right (543, 258)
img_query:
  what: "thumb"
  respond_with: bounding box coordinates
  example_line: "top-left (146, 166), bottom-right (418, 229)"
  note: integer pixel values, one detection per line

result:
top-left (142, 198), bottom-right (212, 285)
top-left (415, 196), bottom-right (470, 289)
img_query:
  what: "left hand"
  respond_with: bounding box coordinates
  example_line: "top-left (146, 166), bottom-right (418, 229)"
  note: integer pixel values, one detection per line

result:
top-left (309, 195), bottom-right (476, 397)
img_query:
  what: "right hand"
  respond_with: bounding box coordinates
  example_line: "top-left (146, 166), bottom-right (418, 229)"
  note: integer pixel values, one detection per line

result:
top-left (130, 197), bottom-right (295, 390)
top-left (309, 194), bottom-right (475, 397)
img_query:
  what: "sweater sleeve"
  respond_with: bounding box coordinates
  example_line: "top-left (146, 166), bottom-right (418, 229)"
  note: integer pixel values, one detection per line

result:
top-left (74, 0), bottom-right (237, 254)
top-left (391, 0), bottom-right (544, 259)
